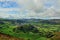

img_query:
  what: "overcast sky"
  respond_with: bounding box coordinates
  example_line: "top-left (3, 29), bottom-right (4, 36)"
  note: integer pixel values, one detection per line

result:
top-left (0, 0), bottom-right (60, 19)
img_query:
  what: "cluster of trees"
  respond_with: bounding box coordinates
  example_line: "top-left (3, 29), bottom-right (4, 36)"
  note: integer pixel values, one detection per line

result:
top-left (13, 24), bottom-right (39, 33)
top-left (13, 24), bottom-right (55, 38)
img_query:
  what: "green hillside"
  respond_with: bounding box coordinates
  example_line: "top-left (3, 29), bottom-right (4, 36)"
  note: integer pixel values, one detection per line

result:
top-left (0, 19), bottom-right (60, 40)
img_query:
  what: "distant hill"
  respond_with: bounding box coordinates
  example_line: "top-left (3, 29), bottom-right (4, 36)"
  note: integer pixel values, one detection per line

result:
top-left (48, 19), bottom-right (60, 23)
top-left (40, 19), bottom-right (60, 24)
top-left (0, 18), bottom-right (60, 24)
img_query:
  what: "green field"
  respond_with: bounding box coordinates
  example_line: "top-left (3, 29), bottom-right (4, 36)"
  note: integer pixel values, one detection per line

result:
top-left (0, 19), bottom-right (60, 40)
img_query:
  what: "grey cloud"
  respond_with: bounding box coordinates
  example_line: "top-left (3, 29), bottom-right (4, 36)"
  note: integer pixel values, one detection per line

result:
top-left (0, 0), bottom-right (60, 19)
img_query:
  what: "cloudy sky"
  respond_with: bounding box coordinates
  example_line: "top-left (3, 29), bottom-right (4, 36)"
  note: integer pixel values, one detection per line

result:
top-left (0, 0), bottom-right (60, 19)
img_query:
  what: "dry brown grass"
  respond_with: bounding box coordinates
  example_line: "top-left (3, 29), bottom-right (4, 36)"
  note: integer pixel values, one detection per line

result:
top-left (51, 32), bottom-right (60, 40)
top-left (0, 33), bottom-right (24, 40)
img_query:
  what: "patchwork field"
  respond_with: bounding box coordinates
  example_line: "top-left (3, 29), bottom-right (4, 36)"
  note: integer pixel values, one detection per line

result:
top-left (0, 19), bottom-right (60, 40)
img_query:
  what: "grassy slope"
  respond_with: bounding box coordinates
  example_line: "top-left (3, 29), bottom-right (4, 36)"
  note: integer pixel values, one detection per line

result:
top-left (0, 19), bottom-right (60, 40)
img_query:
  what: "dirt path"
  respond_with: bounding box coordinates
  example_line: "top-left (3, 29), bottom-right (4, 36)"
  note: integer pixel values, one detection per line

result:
top-left (0, 33), bottom-right (24, 40)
